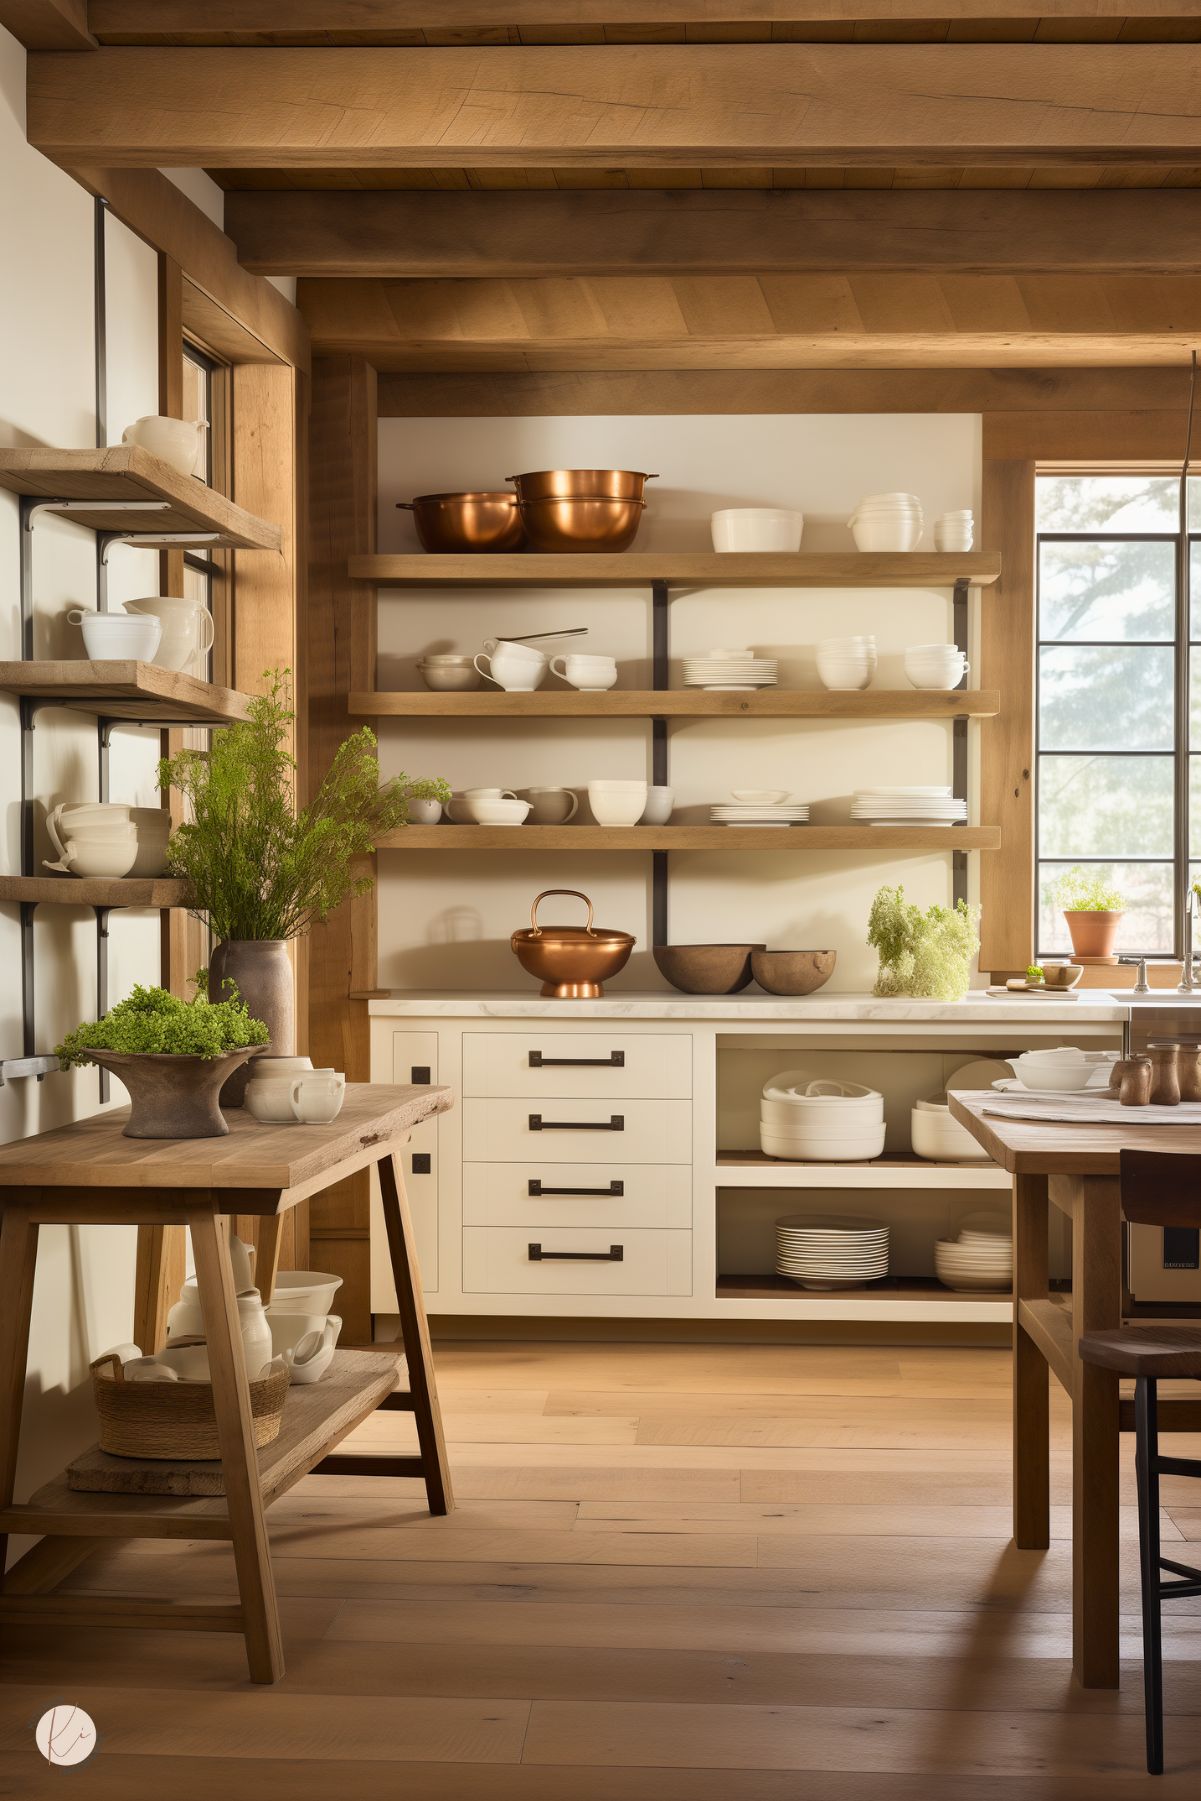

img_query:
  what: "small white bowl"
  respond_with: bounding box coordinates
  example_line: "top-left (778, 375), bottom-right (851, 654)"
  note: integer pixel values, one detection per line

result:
top-left (57, 840), bottom-right (138, 877)
top-left (730, 789), bottom-right (790, 805)
top-left (419, 664), bottom-right (482, 692)
top-left (266, 1271), bottom-right (344, 1316)
top-left (69, 610), bottom-right (162, 662)
top-left (469, 798), bottom-right (530, 825)
top-left (851, 520), bottom-right (923, 553)
top-left (710, 508), bottom-right (804, 553)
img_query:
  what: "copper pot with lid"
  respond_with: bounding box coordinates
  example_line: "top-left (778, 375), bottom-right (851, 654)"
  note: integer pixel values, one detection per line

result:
top-left (510, 889), bottom-right (635, 1000)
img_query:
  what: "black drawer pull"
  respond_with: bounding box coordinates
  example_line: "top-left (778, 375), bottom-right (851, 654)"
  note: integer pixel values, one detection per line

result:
top-left (528, 1179), bottom-right (624, 1198)
top-left (528, 1050), bottom-right (625, 1068)
top-left (528, 1243), bottom-right (624, 1263)
top-left (529, 1113), bottom-right (624, 1132)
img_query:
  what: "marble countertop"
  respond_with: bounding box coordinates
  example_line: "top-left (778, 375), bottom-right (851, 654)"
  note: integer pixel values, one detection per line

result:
top-left (367, 990), bottom-right (1131, 1023)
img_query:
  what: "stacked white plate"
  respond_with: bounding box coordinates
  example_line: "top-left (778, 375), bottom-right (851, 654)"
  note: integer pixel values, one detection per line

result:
top-left (934, 1228), bottom-right (1013, 1293)
top-left (775, 1215), bottom-right (891, 1291)
top-left (711, 802), bottom-right (810, 828)
top-left (684, 649), bottom-right (778, 692)
top-left (760, 1074), bottom-right (886, 1162)
top-left (852, 786), bottom-right (967, 826)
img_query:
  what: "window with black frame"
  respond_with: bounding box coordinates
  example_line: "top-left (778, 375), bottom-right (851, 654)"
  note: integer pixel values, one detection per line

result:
top-left (1035, 474), bottom-right (1198, 960)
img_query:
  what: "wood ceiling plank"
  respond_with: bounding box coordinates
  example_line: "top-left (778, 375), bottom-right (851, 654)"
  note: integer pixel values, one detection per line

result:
top-left (225, 187), bottom-right (1201, 278)
top-left (298, 272), bottom-right (1201, 370)
top-left (27, 44), bottom-right (1201, 169)
top-left (0, 0), bottom-right (95, 49)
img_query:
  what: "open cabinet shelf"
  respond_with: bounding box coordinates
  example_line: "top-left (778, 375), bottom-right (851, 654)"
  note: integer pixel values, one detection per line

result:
top-left (350, 550), bottom-right (1002, 589)
top-left (379, 825), bottom-right (1001, 852)
top-left (717, 1274), bottom-right (1012, 1309)
top-left (352, 688), bottom-right (1000, 721)
top-left (0, 447), bottom-right (281, 550)
top-left (716, 1151), bottom-right (1012, 1190)
top-left (0, 661), bottom-right (254, 725)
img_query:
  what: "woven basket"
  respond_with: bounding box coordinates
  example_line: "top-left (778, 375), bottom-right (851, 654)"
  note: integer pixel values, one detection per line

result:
top-left (90, 1353), bottom-right (290, 1460)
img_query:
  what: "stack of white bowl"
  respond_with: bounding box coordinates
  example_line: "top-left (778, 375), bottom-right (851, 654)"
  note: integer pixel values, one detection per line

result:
top-left (1007, 1048), bottom-right (1117, 1092)
top-left (934, 1228), bottom-right (1013, 1292)
top-left (904, 643), bottom-right (968, 691)
top-left (44, 801), bottom-right (171, 879)
top-left (760, 1073), bottom-right (886, 1162)
top-left (851, 786), bottom-right (967, 827)
top-left (711, 507), bottom-right (804, 552)
top-left (934, 510), bottom-right (974, 551)
top-left (910, 1097), bottom-right (994, 1162)
top-left (848, 493), bottom-right (923, 552)
top-left (775, 1215), bottom-right (891, 1290)
top-left (684, 649), bottom-right (778, 691)
top-left (418, 653), bottom-right (481, 692)
top-left (816, 635), bottom-right (877, 691)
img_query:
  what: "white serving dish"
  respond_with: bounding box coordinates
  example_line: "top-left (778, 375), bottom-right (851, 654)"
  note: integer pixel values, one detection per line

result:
top-left (267, 1270), bottom-right (344, 1317)
top-left (710, 507), bottom-right (804, 553)
top-left (910, 1104), bottom-right (992, 1162)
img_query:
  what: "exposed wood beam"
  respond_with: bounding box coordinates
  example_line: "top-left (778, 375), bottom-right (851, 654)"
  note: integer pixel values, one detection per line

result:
top-left (227, 187), bottom-right (1201, 280)
top-left (27, 44), bottom-right (1201, 170)
top-left (298, 272), bottom-right (1201, 370)
top-left (375, 366), bottom-right (1201, 416)
top-left (0, 0), bottom-right (94, 49)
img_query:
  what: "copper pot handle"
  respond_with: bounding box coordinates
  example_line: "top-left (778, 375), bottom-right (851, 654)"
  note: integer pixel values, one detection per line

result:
top-left (529, 888), bottom-right (595, 938)
top-left (504, 474), bottom-right (659, 484)
top-left (396, 501), bottom-right (416, 511)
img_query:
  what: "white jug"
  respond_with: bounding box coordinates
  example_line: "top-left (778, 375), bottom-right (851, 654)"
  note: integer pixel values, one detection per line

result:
top-left (123, 595), bottom-right (215, 674)
top-left (120, 416), bottom-right (208, 478)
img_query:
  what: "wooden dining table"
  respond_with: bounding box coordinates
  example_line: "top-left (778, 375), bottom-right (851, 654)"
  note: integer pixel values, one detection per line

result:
top-left (949, 1091), bottom-right (1201, 1690)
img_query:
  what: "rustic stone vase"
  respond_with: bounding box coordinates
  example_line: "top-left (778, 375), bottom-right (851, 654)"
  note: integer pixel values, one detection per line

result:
top-left (88, 1049), bottom-right (264, 1138)
top-left (209, 939), bottom-right (294, 1106)
top-left (1063, 909), bottom-right (1122, 961)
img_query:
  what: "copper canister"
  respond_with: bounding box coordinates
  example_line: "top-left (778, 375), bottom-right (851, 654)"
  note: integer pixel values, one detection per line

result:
top-left (510, 889), bottom-right (635, 1000)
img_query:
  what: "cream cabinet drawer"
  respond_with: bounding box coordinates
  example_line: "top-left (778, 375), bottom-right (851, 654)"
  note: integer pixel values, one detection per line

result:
top-left (463, 1227), bottom-right (692, 1296)
top-left (462, 1097), bottom-right (691, 1164)
top-left (462, 1032), bottom-right (691, 1100)
top-left (463, 1163), bottom-right (692, 1230)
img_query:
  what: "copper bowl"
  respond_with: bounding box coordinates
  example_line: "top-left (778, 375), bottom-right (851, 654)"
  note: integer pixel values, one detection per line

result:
top-left (507, 469), bottom-right (658, 504)
top-left (397, 491), bottom-right (526, 554)
top-left (518, 495), bottom-right (646, 554)
top-left (510, 888), bottom-right (635, 1000)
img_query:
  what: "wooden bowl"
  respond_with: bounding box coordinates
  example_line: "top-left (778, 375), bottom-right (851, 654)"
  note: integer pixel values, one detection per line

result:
top-left (653, 944), bottom-right (765, 994)
top-left (751, 950), bottom-right (837, 996)
top-left (1041, 963), bottom-right (1084, 989)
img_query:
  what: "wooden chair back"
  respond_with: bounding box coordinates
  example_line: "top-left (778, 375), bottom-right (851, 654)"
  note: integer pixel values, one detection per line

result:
top-left (1120, 1148), bottom-right (1201, 1228)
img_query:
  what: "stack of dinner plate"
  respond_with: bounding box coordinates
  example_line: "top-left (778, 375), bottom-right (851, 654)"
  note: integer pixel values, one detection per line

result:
top-left (710, 801), bottom-right (810, 828)
top-left (934, 1227), bottom-right (1013, 1292)
top-left (683, 649), bottom-right (779, 692)
top-left (851, 785), bottom-right (967, 826)
top-left (775, 1215), bottom-right (891, 1291)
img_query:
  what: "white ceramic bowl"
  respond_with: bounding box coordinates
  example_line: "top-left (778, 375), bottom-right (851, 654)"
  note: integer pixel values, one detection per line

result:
top-left (589, 781), bottom-right (647, 826)
top-left (910, 1104), bottom-right (993, 1162)
top-left (710, 508), bottom-right (804, 553)
top-left (59, 839), bottom-right (137, 877)
top-left (761, 1095), bottom-right (884, 1128)
top-left (469, 798), bottom-right (530, 825)
top-left (1008, 1056), bottom-right (1094, 1093)
top-left (763, 1074), bottom-right (879, 1103)
top-left (851, 519), bottom-right (923, 553)
top-left (70, 611), bottom-right (162, 662)
top-left (419, 664), bottom-right (482, 691)
top-left (761, 1123), bottom-right (886, 1162)
top-left (267, 1271), bottom-right (344, 1316)
top-left (817, 661), bottom-right (873, 692)
top-left (730, 789), bottom-right (790, 806)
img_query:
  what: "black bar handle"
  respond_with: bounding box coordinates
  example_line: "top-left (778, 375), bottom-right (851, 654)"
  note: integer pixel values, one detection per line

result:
top-left (528, 1179), bottom-right (624, 1197)
top-left (528, 1243), bottom-right (624, 1262)
top-left (529, 1113), bottom-right (624, 1132)
top-left (528, 1049), bottom-right (625, 1068)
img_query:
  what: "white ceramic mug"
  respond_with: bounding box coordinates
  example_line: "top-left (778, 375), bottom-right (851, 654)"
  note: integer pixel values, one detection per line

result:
top-left (244, 1056), bottom-right (316, 1123)
top-left (474, 649), bottom-right (547, 691)
top-left (290, 1069), bottom-right (346, 1124)
top-left (550, 654), bottom-right (618, 692)
top-left (120, 416), bottom-right (208, 477)
top-left (522, 786), bottom-right (579, 824)
top-left (123, 595), bottom-right (215, 674)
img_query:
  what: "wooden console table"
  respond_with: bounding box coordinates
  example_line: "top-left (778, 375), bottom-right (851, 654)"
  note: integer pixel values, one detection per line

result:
top-left (0, 1082), bottom-right (452, 1683)
top-left (948, 1092), bottom-right (1201, 1691)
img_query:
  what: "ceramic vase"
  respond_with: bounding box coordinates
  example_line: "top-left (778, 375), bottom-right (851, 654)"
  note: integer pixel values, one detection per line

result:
top-left (209, 938), bottom-right (294, 1106)
top-left (88, 1049), bottom-right (263, 1138)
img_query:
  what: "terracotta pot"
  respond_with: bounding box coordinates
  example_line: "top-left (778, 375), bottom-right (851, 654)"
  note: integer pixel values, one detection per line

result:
top-left (88, 1049), bottom-right (265, 1138)
top-left (1063, 910), bottom-right (1122, 960)
top-left (209, 939), bottom-right (294, 1105)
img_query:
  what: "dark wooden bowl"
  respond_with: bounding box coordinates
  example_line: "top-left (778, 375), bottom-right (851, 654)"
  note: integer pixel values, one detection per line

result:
top-left (653, 944), bottom-right (765, 994)
top-left (751, 950), bottom-right (837, 996)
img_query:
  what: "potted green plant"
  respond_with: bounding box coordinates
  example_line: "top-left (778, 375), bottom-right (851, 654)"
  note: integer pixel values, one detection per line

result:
top-left (159, 669), bottom-right (444, 1102)
top-left (867, 885), bottom-right (981, 1001)
top-left (56, 985), bottom-right (269, 1138)
top-left (1048, 867), bottom-right (1125, 961)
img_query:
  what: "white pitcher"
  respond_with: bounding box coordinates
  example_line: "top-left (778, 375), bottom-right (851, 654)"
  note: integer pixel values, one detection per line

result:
top-left (121, 416), bottom-right (208, 477)
top-left (123, 595), bottom-right (215, 674)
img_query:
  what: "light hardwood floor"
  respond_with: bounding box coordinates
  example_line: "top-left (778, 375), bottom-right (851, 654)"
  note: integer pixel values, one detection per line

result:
top-left (2, 1341), bottom-right (1201, 1797)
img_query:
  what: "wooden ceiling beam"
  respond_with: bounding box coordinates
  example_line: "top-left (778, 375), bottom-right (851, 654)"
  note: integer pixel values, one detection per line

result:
top-left (27, 44), bottom-right (1201, 170)
top-left (0, 1), bottom-right (95, 50)
top-left (226, 187), bottom-right (1201, 278)
top-left (297, 271), bottom-right (1201, 369)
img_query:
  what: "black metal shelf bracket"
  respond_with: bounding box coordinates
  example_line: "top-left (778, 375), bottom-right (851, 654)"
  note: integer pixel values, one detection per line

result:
top-left (651, 577), bottom-right (670, 946)
top-left (952, 577), bottom-right (971, 909)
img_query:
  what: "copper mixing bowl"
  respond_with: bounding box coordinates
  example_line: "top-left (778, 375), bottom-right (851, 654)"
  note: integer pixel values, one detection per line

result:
top-left (518, 495), bottom-right (647, 554)
top-left (398, 491), bottom-right (526, 554)
top-left (510, 888), bottom-right (635, 999)
top-left (507, 469), bottom-right (658, 504)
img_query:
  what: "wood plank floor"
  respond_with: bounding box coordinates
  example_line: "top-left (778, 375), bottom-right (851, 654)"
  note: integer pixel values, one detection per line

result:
top-left (2, 1342), bottom-right (1201, 1797)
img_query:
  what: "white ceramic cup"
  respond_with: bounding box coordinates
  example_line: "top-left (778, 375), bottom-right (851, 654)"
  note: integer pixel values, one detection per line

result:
top-left (521, 786), bottom-right (578, 824)
top-left (464, 787), bottom-right (517, 800)
top-left (588, 780), bottom-right (648, 826)
top-left (290, 1069), bottom-right (346, 1124)
top-left (550, 654), bottom-right (617, 692)
top-left (120, 415), bottom-right (208, 476)
top-left (474, 650), bottom-right (547, 691)
top-left (407, 796), bottom-right (444, 824)
top-left (287, 1315), bottom-right (343, 1384)
top-left (123, 595), bottom-right (215, 674)
top-left (482, 638), bottom-right (544, 663)
top-left (244, 1056), bottom-right (317, 1123)
top-left (68, 609), bottom-right (161, 662)
top-left (640, 785), bottom-right (674, 825)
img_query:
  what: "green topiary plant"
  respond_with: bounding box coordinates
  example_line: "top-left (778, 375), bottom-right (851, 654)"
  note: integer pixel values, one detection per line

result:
top-left (867, 885), bottom-right (981, 1002)
top-left (1049, 867), bottom-right (1125, 913)
top-left (405, 776), bottom-right (453, 806)
top-left (56, 984), bottom-right (269, 1067)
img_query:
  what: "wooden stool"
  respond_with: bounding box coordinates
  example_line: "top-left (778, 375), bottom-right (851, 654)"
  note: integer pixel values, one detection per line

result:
top-left (1078, 1148), bottom-right (1201, 1774)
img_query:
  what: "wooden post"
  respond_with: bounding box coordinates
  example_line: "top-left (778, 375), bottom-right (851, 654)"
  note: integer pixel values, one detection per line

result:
top-left (1012, 1172), bottom-right (1051, 1550)
top-left (378, 1152), bottom-right (452, 1515)
top-left (1071, 1174), bottom-right (1123, 1689)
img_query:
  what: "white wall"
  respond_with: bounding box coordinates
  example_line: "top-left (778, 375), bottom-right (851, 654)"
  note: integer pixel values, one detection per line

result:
top-left (375, 412), bottom-right (981, 993)
top-left (1, 24), bottom-right (163, 1532)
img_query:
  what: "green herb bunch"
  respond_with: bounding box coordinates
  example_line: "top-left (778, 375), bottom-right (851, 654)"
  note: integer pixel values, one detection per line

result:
top-left (159, 670), bottom-right (446, 943)
top-left (56, 984), bottom-right (269, 1067)
top-left (867, 884), bottom-right (981, 1002)
top-left (1049, 867), bottom-right (1125, 913)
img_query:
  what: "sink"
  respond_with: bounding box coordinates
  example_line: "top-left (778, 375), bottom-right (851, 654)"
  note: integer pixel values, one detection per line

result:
top-left (1120, 991), bottom-right (1201, 1005)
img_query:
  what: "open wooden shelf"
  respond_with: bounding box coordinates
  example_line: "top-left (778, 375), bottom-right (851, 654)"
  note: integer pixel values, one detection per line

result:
top-left (716, 1151), bottom-right (1011, 1189)
top-left (0, 661), bottom-right (254, 725)
top-left (0, 876), bottom-right (189, 908)
top-left (0, 446), bottom-right (281, 551)
top-left (352, 687), bottom-right (1000, 721)
top-left (350, 551), bottom-right (1001, 589)
top-left (717, 1274), bottom-right (1012, 1305)
top-left (378, 825), bottom-right (1001, 852)
top-left (1, 1350), bottom-right (399, 1534)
